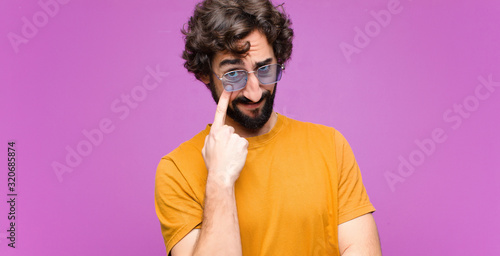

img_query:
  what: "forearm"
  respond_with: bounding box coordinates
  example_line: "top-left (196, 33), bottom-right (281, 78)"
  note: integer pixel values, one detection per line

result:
top-left (192, 177), bottom-right (242, 256)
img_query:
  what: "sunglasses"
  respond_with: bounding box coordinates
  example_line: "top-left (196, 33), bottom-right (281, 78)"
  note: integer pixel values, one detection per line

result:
top-left (214, 63), bottom-right (285, 92)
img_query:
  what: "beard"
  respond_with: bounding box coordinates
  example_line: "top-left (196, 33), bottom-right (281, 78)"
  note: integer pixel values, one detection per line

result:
top-left (209, 78), bottom-right (276, 130)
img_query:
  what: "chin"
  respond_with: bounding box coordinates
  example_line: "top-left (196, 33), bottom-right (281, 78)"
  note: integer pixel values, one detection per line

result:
top-left (228, 104), bottom-right (273, 130)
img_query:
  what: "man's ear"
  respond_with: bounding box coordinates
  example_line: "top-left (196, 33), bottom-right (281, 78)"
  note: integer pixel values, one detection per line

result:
top-left (200, 74), bottom-right (210, 85)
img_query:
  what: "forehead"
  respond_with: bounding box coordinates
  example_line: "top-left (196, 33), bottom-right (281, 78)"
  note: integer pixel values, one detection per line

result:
top-left (212, 30), bottom-right (276, 70)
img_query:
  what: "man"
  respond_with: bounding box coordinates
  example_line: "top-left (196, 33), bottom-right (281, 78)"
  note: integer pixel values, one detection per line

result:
top-left (155, 0), bottom-right (382, 255)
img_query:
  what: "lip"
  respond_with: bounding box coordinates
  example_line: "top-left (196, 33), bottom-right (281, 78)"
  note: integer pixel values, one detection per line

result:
top-left (239, 100), bottom-right (264, 110)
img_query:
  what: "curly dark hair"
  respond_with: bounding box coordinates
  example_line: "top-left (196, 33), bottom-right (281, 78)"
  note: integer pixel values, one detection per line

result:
top-left (182, 0), bottom-right (294, 87)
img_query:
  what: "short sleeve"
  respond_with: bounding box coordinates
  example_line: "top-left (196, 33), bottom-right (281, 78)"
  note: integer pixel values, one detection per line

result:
top-left (154, 157), bottom-right (203, 255)
top-left (335, 131), bottom-right (376, 224)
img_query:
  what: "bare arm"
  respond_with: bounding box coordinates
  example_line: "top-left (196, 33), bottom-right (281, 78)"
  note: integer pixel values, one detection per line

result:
top-left (193, 179), bottom-right (242, 256)
top-left (172, 182), bottom-right (242, 256)
top-left (338, 213), bottom-right (382, 256)
top-left (172, 90), bottom-right (246, 256)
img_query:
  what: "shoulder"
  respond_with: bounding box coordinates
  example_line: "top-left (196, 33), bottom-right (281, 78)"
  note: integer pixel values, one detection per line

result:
top-left (155, 127), bottom-right (210, 204)
top-left (281, 115), bottom-right (343, 141)
top-left (156, 126), bottom-right (210, 180)
top-left (279, 115), bottom-right (353, 157)
top-left (164, 126), bottom-right (209, 162)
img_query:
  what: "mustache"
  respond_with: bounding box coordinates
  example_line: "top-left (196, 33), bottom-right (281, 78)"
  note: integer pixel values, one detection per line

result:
top-left (231, 90), bottom-right (271, 105)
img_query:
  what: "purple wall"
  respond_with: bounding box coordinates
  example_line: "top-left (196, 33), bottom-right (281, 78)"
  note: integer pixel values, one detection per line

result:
top-left (1, 0), bottom-right (499, 255)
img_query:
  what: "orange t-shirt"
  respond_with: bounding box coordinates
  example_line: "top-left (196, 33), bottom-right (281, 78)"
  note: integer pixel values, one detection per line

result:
top-left (155, 114), bottom-right (375, 255)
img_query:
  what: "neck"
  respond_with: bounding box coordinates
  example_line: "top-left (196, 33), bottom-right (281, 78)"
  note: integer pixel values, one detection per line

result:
top-left (225, 111), bottom-right (278, 138)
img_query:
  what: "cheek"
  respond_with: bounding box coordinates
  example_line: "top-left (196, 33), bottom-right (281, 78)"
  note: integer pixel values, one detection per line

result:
top-left (263, 84), bottom-right (275, 93)
top-left (212, 81), bottom-right (227, 100)
top-left (228, 93), bottom-right (240, 107)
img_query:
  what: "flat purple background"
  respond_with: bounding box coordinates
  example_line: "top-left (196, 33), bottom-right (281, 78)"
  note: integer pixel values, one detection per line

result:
top-left (1, 0), bottom-right (499, 255)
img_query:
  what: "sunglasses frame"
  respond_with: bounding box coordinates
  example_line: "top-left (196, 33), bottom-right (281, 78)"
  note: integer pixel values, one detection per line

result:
top-left (213, 63), bottom-right (285, 92)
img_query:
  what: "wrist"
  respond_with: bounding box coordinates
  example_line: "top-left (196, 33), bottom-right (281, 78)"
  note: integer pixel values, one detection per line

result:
top-left (206, 173), bottom-right (235, 189)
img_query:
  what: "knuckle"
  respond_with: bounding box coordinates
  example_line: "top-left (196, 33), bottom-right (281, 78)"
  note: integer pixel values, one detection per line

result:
top-left (224, 126), bottom-right (234, 135)
top-left (230, 133), bottom-right (240, 140)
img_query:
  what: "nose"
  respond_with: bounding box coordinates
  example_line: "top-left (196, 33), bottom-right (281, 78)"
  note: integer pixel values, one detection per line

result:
top-left (242, 72), bottom-right (263, 102)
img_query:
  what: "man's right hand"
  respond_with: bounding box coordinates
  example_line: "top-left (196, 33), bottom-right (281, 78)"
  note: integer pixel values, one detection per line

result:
top-left (174, 90), bottom-right (246, 256)
top-left (201, 90), bottom-right (249, 186)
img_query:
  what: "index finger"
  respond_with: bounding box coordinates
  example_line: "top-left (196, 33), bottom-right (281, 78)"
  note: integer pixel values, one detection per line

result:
top-left (212, 90), bottom-right (231, 129)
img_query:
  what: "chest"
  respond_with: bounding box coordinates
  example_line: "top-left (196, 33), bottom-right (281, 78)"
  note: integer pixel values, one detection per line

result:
top-left (234, 143), bottom-right (339, 239)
